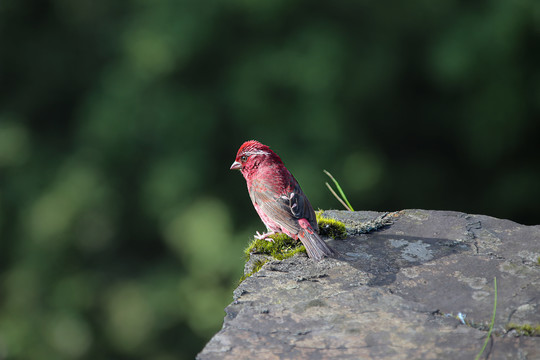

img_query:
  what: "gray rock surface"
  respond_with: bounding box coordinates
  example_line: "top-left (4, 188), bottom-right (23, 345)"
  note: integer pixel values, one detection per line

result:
top-left (198, 210), bottom-right (540, 359)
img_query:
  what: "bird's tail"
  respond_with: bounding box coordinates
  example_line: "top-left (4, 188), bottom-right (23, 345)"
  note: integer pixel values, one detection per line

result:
top-left (298, 220), bottom-right (336, 260)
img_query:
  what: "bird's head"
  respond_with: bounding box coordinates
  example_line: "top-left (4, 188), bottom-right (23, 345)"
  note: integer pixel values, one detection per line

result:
top-left (230, 140), bottom-right (282, 175)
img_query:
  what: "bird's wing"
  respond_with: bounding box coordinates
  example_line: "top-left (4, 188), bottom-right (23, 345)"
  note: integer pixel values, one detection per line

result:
top-left (249, 178), bottom-right (317, 236)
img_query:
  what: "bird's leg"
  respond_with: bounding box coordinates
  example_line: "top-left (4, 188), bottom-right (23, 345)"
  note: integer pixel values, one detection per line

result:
top-left (255, 230), bottom-right (276, 242)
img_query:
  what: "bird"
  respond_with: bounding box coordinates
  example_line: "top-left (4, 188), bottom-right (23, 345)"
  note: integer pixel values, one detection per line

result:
top-left (230, 140), bottom-right (336, 260)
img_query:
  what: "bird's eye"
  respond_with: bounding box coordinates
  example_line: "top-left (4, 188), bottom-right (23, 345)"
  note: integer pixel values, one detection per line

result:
top-left (241, 155), bottom-right (248, 162)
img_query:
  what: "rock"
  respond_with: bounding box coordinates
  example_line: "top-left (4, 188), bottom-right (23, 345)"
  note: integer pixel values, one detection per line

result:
top-left (197, 210), bottom-right (540, 359)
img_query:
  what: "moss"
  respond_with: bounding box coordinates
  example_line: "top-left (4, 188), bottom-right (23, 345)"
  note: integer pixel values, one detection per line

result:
top-left (240, 233), bottom-right (305, 282)
top-left (316, 211), bottom-right (347, 239)
top-left (506, 323), bottom-right (540, 336)
top-left (242, 212), bottom-right (346, 263)
top-left (239, 258), bottom-right (268, 283)
top-left (244, 233), bottom-right (306, 260)
top-left (537, 256), bottom-right (540, 266)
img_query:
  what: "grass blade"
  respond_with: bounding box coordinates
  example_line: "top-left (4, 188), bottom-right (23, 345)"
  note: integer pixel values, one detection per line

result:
top-left (324, 170), bottom-right (354, 211)
top-left (325, 182), bottom-right (352, 211)
top-left (475, 277), bottom-right (497, 360)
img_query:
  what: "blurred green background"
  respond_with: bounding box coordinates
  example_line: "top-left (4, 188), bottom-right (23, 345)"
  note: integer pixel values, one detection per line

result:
top-left (1, 0), bottom-right (539, 359)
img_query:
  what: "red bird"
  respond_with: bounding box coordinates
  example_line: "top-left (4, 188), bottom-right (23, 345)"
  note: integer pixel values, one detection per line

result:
top-left (230, 140), bottom-right (336, 260)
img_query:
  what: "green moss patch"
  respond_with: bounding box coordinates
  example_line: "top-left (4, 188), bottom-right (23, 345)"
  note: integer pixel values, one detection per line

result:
top-left (316, 211), bottom-right (347, 239)
top-left (244, 233), bottom-right (306, 260)
top-left (507, 323), bottom-right (540, 336)
top-left (240, 233), bottom-right (307, 282)
top-left (239, 258), bottom-right (268, 283)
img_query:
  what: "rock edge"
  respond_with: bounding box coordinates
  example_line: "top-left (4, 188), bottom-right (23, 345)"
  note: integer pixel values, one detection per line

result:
top-left (198, 209), bottom-right (540, 359)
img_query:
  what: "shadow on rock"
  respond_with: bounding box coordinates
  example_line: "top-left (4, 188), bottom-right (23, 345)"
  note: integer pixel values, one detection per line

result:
top-left (331, 229), bottom-right (472, 286)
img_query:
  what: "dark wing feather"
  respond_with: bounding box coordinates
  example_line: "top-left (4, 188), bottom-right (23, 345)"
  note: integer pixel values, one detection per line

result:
top-left (288, 181), bottom-right (317, 228)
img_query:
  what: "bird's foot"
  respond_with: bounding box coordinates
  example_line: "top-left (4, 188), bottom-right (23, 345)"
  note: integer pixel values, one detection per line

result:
top-left (255, 231), bottom-right (276, 242)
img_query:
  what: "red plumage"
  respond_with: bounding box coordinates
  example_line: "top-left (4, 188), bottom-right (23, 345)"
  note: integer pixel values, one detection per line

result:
top-left (230, 140), bottom-right (336, 260)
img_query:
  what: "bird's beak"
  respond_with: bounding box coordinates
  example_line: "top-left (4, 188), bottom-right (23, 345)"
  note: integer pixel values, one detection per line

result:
top-left (230, 161), bottom-right (242, 170)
